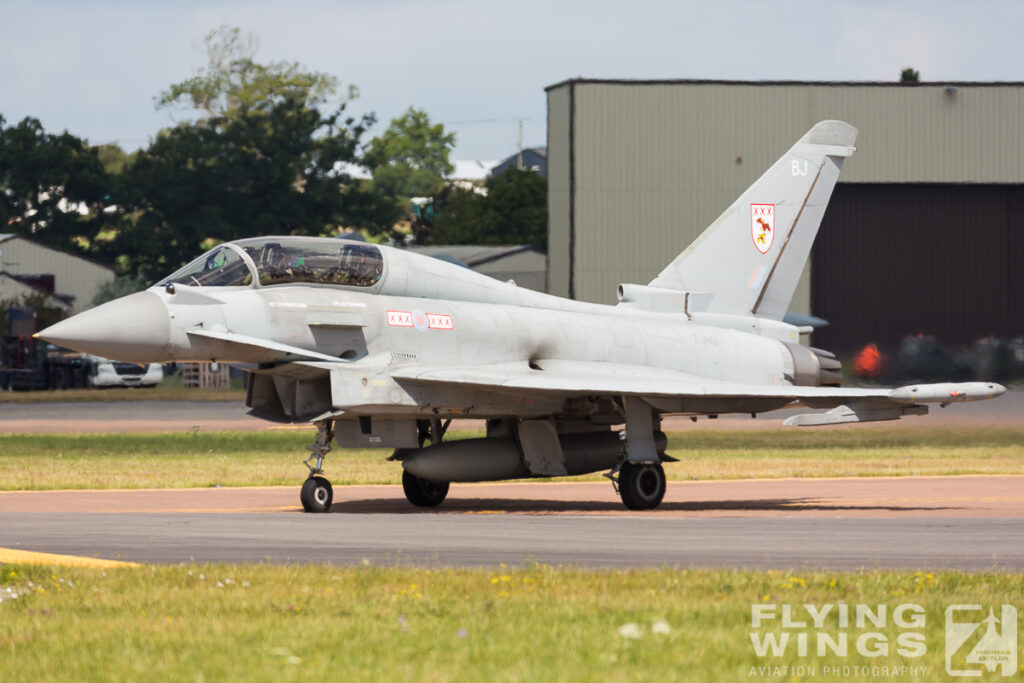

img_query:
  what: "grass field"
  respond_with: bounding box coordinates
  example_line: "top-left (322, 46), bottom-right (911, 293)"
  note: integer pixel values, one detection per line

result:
top-left (0, 427), bottom-right (1022, 490)
top-left (1, 563), bottom-right (1021, 682)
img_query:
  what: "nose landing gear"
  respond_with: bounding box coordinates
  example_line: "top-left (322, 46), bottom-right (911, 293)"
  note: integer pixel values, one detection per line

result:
top-left (300, 419), bottom-right (335, 513)
top-left (300, 475), bottom-right (333, 513)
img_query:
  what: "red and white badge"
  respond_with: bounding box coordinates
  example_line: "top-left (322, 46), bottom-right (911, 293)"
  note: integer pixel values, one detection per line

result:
top-left (751, 203), bottom-right (775, 254)
top-left (386, 310), bottom-right (413, 327)
top-left (387, 310), bottom-right (453, 331)
top-left (426, 313), bottom-right (453, 330)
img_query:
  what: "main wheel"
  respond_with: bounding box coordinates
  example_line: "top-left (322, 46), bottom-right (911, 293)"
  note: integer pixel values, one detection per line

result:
top-left (402, 470), bottom-right (449, 507)
top-left (300, 475), bottom-right (333, 513)
top-left (618, 462), bottom-right (666, 510)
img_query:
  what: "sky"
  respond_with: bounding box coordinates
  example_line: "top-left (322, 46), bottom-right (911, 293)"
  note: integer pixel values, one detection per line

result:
top-left (2, 0), bottom-right (1022, 162)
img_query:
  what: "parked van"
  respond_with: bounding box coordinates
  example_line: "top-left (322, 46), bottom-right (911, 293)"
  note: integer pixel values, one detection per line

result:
top-left (87, 356), bottom-right (163, 388)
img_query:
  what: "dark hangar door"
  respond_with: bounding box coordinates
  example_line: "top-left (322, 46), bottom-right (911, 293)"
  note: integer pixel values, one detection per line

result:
top-left (810, 183), bottom-right (1024, 352)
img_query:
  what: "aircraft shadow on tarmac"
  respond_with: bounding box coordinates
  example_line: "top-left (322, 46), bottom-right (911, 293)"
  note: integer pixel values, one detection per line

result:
top-left (327, 497), bottom-right (959, 515)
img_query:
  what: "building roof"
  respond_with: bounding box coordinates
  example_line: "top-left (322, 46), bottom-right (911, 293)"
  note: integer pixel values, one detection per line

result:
top-left (405, 244), bottom-right (541, 267)
top-left (451, 160), bottom-right (499, 181)
top-left (494, 147), bottom-right (546, 163)
top-left (545, 78), bottom-right (1024, 91)
top-left (490, 148), bottom-right (548, 178)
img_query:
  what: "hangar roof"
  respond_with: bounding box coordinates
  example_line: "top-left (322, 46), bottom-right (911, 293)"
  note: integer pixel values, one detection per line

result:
top-left (545, 78), bottom-right (1024, 90)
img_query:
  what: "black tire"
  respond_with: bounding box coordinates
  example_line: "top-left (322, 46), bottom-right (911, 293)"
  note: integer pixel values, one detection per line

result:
top-left (618, 462), bottom-right (666, 510)
top-left (402, 470), bottom-right (449, 507)
top-left (300, 476), bottom-right (333, 513)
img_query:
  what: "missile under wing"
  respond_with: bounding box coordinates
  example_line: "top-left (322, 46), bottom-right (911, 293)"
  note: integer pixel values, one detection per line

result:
top-left (38, 121), bottom-right (1005, 512)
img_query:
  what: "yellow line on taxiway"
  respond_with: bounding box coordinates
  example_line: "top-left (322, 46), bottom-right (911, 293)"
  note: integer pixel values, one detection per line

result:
top-left (0, 547), bottom-right (139, 568)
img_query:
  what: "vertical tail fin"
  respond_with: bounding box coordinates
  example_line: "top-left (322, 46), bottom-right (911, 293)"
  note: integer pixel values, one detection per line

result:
top-left (649, 120), bottom-right (857, 319)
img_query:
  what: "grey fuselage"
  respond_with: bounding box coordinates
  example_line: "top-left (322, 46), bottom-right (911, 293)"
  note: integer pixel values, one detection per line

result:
top-left (134, 244), bottom-right (797, 419)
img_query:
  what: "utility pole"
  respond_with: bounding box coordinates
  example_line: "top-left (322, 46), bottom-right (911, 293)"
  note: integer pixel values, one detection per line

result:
top-left (517, 118), bottom-right (524, 170)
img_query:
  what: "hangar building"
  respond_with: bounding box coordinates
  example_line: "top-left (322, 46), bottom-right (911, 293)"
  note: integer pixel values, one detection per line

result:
top-left (545, 80), bottom-right (1024, 351)
top-left (0, 234), bottom-right (115, 314)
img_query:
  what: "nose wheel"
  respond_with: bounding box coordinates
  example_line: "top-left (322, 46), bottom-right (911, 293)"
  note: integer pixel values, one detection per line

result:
top-left (301, 475), bottom-right (333, 513)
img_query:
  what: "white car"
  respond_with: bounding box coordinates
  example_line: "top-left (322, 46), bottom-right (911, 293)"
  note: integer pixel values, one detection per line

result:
top-left (87, 356), bottom-right (163, 388)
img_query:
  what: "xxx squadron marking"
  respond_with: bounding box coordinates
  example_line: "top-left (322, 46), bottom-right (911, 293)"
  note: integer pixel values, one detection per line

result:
top-left (387, 310), bottom-right (453, 331)
top-left (751, 203), bottom-right (775, 254)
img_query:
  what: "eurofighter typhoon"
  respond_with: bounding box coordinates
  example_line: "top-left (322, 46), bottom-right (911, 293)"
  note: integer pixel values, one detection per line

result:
top-left (38, 121), bottom-right (1005, 512)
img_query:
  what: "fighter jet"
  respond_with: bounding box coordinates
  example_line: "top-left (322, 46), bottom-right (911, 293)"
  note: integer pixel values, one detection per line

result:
top-left (38, 120), bottom-right (1005, 513)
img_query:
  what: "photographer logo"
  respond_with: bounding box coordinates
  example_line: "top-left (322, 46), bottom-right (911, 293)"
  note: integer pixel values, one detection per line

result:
top-left (946, 605), bottom-right (1017, 677)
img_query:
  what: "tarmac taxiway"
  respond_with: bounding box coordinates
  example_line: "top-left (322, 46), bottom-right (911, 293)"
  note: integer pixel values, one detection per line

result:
top-left (1, 477), bottom-right (1022, 569)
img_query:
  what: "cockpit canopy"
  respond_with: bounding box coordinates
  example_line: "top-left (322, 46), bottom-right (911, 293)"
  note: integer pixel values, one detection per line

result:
top-left (157, 237), bottom-right (384, 289)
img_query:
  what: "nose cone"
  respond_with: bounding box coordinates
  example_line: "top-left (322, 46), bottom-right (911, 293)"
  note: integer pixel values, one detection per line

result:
top-left (37, 291), bottom-right (170, 362)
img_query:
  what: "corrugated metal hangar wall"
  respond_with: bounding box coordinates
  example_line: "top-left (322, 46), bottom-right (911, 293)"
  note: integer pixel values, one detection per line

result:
top-left (546, 80), bottom-right (1024, 351)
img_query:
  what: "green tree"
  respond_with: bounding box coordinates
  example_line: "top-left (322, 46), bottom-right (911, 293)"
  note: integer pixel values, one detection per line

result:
top-left (157, 25), bottom-right (349, 118)
top-left (360, 107), bottom-right (456, 241)
top-left (121, 96), bottom-right (373, 278)
top-left (432, 168), bottom-right (547, 249)
top-left (0, 115), bottom-right (121, 258)
top-left (95, 143), bottom-right (134, 175)
top-left (427, 185), bottom-right (487, 244)
top-left (110, 25), bottom-right (375, 278)
top-left (900, 67), bottom-right (920, 83)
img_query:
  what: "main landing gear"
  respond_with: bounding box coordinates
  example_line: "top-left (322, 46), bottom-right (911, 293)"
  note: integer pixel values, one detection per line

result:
top-left (399, 418), bottom-right (450, 507)
top-left (402, 471), bottom-right (449, 507)
top-left (300, 419), bottom-right (335, 513)
top-left (605, 396), bottom-right (668, 510)
top-left (610, 462), bottom-right (667, 510)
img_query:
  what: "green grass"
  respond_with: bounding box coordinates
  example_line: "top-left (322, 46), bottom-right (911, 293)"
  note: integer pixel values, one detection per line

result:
top-left (1, 564), bottom-right (1021, 681)
top-left (0, 427), bottom-right (1022, 490)
top-left (655, 427), bottom-right (1024, 480)
top-left (0, 432), bottom-right (382, 490)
